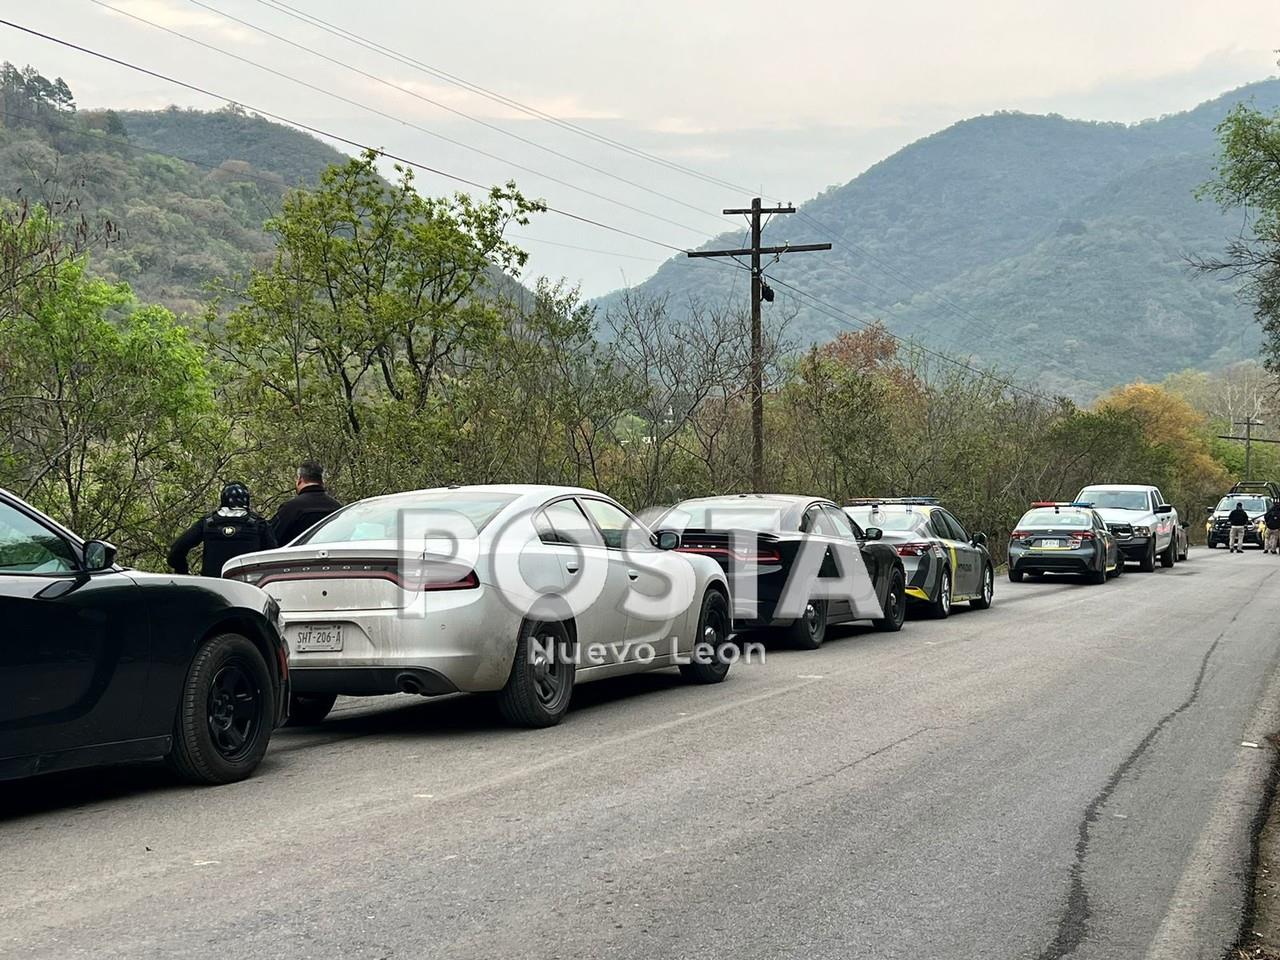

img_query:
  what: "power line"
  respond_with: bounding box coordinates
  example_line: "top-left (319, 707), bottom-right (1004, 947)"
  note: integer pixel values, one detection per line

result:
top-left (240, 0), bottom-right (1038, 363)
top-left (83, 0), bottom-right (718, 241)
top-left (253, 0), bottom-right (757, 199)
top-left (243, 0), bottom-right (1021, 356)
top-left (0, 16), bottom-right (722, 258)
top-left (178, 0), bottom-right (738, 235)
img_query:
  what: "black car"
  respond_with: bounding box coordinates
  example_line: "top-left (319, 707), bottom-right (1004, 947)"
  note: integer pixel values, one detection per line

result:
top-left (661, 494), bottom-right (907, 648)
top-left (0, 488), bottom-right (289, 784)
top-left (1007, 502), bottom-right (1122, 584)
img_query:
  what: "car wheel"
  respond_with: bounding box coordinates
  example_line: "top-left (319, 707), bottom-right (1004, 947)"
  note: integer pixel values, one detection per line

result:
top-left (970, 565), bottom-right (994, 609)
top-left (167, 632), bottom-right (273, 785)
top-left (286, 692), bottom-right (337, 726)
top-left (782, 598), bottom-right (828, 650)
top-left (1139, 541), bottom-right (1157, 572)
top-left (873, 568), bottom-right (906, 632)
top-left (1179, 538), bottom-right (1189, 561)
top-left (679, 589), bottom-right (732, 684)
top-left (1007, 567), bottom-right (1024, 583)
top-left (1159, 536), bottom-right (1175, 568)
top-left (929, 569), bottom-right (952, 618)
top-left (1087, 565), bottom-right (1107, 585)
top-left (496, 618), bottom-right (576, 728)
top-left (1109, 555), bottom-right (1124, 579)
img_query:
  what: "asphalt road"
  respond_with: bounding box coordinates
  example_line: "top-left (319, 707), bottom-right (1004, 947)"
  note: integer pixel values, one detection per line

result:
top-left (5, 548), bottom-right (1280, 960)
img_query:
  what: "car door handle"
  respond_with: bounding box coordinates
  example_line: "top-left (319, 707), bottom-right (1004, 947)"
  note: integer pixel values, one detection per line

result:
top-left (565, 562), bottom-right (580, 575)
top-left (627, 569), bottom-right (639, 581)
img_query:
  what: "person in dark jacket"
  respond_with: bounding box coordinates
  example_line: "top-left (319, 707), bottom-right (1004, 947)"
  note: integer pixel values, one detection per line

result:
top-left (167, 482), bottom-right (277, 577)
top-left (1265, 502), bottom-right (1280, 555)
top-left (271, 460), bottom-right (342, 545)
top-left (1228, 502), bottom-right (1252, 553)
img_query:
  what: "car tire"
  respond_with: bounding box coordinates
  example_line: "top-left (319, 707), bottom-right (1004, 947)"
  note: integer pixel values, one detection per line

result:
top-left (679, 589), bottom-right (733, 684)
top-left (1139, 541), bottom-right (1157, 572)
top-left (1179, 538), bottom-right (1190, 562)
top-left (1159, 536), bottom-right (1175, 568)
top-left (782, 598), bottom-right (828, 650)
top-left (1108, 556), bottom-right (1124, 579)
top-left (873, 568), bottom-right (906, 632)
top-left (1087, 565), bottom-right (1107, 585)
top-left (970, 565), bottom-right (994, 609)
top-left (167, 632), bottom-right (274, 785)
top-left (928, 569), bottom-right (953, 618)
top-left (1007, 567), bottom-right (1024, 583)
top-left (286, 692), bottom-right (337, 726)
top-left (496, 618), bottom-right (576, 728)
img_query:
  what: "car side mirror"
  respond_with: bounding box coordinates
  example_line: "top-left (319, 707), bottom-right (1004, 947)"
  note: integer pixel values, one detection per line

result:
top-left (655, 530), bottom-right (681, 551)
top-left (1205, 506), bottom-right (1214, 515)
top-left (864, 526), bottom-right (883, 541)
top-left (971, 532), bottom-right (988, 547)
top-left (83, 539), bottom-right (117, 572)
top-left (1154, 504), bottom-right (1173, 515)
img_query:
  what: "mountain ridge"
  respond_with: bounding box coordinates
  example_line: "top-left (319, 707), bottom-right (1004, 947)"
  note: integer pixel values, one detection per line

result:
top-left (597, 78), bottom-right (1280, 398)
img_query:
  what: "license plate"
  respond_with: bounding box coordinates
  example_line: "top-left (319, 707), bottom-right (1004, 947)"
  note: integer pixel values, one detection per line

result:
top-left (295, 623), bottom-right (343, 652)
top-left (1035, 539), bottom-right (1062, 549)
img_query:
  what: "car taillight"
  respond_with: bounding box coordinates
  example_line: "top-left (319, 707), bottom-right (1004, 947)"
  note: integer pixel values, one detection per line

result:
top-left (1011, 530), bottom-right (1029, 540)
top-left (418, 569), bottom-right (479, 591)
top-left (895, 541), bottom-right (934, 557)
top-left (1071, 531), bottom-right (1095, 542)
top-left (740, 547), bottom-right (782, 563)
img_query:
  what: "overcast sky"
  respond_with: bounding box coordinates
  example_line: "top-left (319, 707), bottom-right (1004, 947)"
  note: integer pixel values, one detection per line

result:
top-left (10, 0), bottom-right (1280, 295)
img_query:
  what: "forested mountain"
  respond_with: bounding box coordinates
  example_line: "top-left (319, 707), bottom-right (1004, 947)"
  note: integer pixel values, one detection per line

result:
top-left (602, 80), bottom-right (1280, 398)
top-left (0, 63), bottom-right (348, 313)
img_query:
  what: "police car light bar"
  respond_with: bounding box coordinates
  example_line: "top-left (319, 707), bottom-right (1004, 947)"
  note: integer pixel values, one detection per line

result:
top-left (1030, 500), bottom-right (1094, 509)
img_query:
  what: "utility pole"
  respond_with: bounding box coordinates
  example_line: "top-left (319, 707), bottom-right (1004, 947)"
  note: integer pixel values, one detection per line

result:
top-left (687, 198), bottom-right (830, 490)
top-left (1219, 418), bottom-right (1276, 479)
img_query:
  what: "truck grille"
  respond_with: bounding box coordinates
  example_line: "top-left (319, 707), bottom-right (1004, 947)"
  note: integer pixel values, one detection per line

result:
top-left (1107, 523), bottom-right (1133, 539)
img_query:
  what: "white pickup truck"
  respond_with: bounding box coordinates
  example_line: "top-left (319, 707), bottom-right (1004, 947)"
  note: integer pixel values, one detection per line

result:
top-left (1074, 484), bottom-right (1185, 571)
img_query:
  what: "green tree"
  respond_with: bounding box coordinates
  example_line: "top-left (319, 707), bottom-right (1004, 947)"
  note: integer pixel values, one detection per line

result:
top-left (0, 254), bottom-right (225, 566)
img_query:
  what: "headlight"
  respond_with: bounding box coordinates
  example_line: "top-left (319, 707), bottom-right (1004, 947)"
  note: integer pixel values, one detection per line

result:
top-left (1134, 525), bottom-right (1151, 536)
top-left (1205, 521), bottom-right (1212, 532)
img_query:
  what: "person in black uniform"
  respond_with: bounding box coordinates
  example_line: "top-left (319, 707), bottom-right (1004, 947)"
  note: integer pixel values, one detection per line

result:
top-left (1228, 501), bottom-right (1251, 554)
top-left (271, 460), bottom-right (342, 545)
top-left (167, 482), bottom-right (277, 577)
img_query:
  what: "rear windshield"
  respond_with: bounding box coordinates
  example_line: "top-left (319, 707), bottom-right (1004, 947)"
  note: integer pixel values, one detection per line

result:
top-left (1216, 497), bottom-right (1268, 513)
top-left (301, 492), bottom-right (518, 544)
top-left (666, 503), bottom-right (786, 534)
top-left (844, 507), bottom-right (926, 532)
top-left (1018, 508), bottom-right (1091, 529)
top-left (1077, 489), bottom-right (1149, 511)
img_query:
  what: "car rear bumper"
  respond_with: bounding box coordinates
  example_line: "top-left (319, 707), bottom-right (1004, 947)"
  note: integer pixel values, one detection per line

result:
top-left (1009, 546), bottom-right (1095, 574)
top-left (290, 665), bottom-right (460, 697)
top-left (279, 590), bottom-right (523, 694)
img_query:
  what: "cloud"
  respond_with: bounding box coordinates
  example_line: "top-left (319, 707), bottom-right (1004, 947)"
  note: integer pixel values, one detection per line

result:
top-left (96, 0), bottom-right (264, 45)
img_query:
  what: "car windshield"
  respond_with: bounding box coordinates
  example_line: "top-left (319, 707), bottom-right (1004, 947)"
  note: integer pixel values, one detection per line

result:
top-left (1078, 489), bottom-right (1149, 510)
top-left (844, 507), bottom-right (926, 532)
top-left (1217, 497), bottom-right (1267, 513)
top-left (1018, 508), bottom-right (1091, 529)
top-left (301, 492), bottom-right (518, 544)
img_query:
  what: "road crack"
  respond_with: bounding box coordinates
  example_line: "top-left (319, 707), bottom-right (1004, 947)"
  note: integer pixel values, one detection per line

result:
top-left (755, 726), bottom-right (939, 804)
top-left (1032, 587), bottom-right (1269, 960)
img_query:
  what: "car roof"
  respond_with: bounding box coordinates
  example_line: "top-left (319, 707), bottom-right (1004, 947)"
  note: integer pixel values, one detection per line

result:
top-left (671, 494), bottom-right (828, 528)
top-left (1078, 484), bottom-right (1156, 492)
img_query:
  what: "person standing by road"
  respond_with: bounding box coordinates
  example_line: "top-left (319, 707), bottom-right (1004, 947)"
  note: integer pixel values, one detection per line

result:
top-left (167, 482), bottom-right (277, 577)
top-left (1265, 502), bottom-right (1280, 555)
top-left (1228, 501), bottom-right (1251, 553)
top-left (271, 459), bottom-right (343, 545)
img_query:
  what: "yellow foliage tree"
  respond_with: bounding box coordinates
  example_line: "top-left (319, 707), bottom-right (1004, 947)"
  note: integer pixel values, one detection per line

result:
top-left (1096, 382), bottom-right (1229, 508)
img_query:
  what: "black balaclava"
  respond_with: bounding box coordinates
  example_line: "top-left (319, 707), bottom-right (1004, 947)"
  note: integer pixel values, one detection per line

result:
top-left (220, 483), bottom-right (251, 510)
